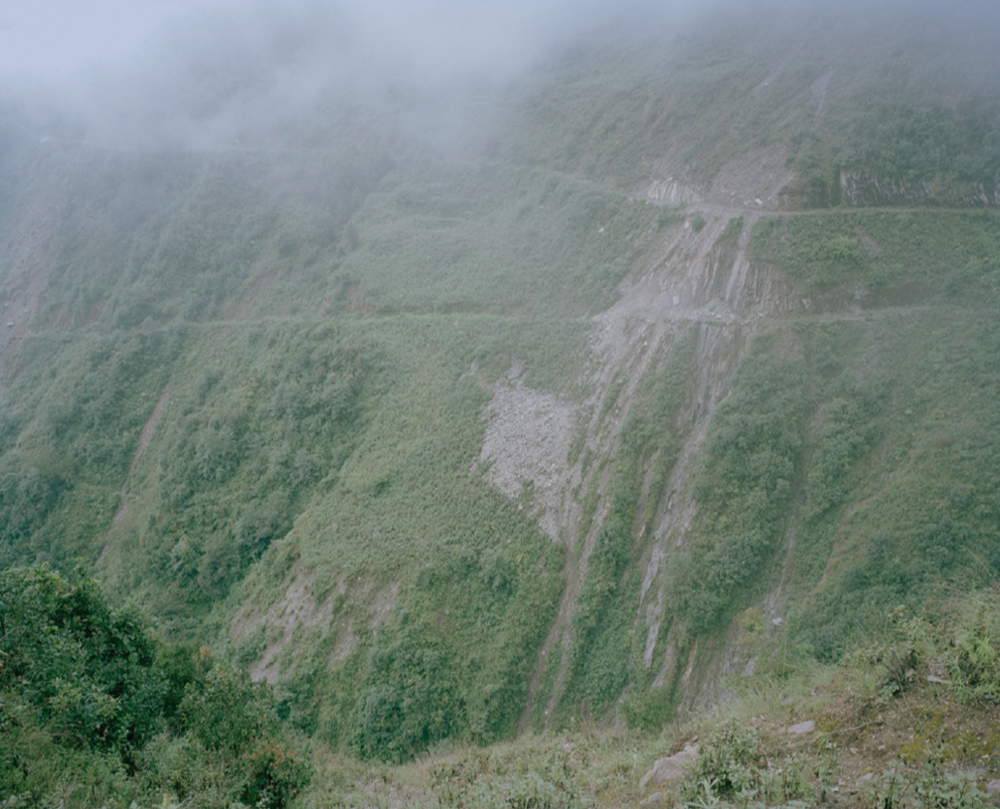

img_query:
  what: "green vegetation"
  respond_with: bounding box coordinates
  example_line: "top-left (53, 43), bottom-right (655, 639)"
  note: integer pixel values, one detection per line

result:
top-left (794, 310), bottom-right (1000, 660)
top-left (0, 567), bottom-right (308, 808)
top-left (840, 97), bottom-right (1000, 185)
top-left (750, 210), bottom-right (1000, 296)
top-left (2, 0), bottom-right (1000, 793)
top-left (504, 2), bottom-right (1000, 203)
top-left (680, 719), bottom-right (827, 807)
top-left (556, 333), bottom-right (697, 723)
top-left (342, 163), bottom-right (658, 317)
top-left (682, 340), bottom-right (809, 634)
top-left (297, 583), bottom-right (1000, 808)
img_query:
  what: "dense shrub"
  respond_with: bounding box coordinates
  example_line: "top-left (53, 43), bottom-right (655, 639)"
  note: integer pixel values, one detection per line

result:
top-left (686, 720), bottom-right (765, 799)
top-left (240, 738), bottom-right (311, 809)
top-left (681, 720), bottom-right (823, 807)
top-left (0, 568), bottom-right (308, 807)
top-left (0, 567), bottom-right (165, 757)
top-left (352, 613), bottom-right (461, 762)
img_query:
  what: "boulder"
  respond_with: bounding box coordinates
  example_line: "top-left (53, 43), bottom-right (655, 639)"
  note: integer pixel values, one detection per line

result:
top-left (639, 744), bottom-right (698, 790)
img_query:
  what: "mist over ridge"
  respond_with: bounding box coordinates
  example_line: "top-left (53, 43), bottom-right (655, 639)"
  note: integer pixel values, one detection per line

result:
top-left (2, 0), bottom-right (998, 153)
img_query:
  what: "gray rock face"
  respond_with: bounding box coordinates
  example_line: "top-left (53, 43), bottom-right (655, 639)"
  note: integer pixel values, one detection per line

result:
top-left (639, 744), bottom-right (698, 790)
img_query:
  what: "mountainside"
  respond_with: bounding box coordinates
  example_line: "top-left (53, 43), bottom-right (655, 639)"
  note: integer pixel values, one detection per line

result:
top-left (2, 0), bottom-right (1000, 774)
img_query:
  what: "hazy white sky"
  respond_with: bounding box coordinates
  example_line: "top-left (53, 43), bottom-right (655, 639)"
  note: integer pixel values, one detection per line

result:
top-left (0, 1), bottom-right (200, 80)
top-left (0, 0), bottom-right (608, 83)
top-left (0, 0), bottom-right (633, 146)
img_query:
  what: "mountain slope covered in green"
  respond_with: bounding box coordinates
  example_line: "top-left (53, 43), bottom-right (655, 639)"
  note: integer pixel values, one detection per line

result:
top-left (1, 2), bottom-right (1000, 796)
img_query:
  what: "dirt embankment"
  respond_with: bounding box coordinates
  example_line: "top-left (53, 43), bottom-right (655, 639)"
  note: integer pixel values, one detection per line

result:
top-left (477, 146), bottom-right (806, 730)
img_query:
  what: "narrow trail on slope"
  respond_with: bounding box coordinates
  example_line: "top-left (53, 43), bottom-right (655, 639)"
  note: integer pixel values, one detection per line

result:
top-left (99, 385), bottom-right (171, 565)
top-left (111, 386), bottom-right (171, 524)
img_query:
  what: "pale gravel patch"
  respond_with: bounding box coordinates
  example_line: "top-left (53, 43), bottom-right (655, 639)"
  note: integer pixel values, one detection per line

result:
top-left (231, 560), bottom-right (333, 685)
top-left (478, 364), bottom-right (575, 540)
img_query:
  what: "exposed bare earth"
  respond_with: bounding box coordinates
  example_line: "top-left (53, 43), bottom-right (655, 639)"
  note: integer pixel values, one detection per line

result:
top-left (480, 146), bottom-right (804, 729)
top-left (479, 363), bottom-right (576, 540)
top-left (234, 558), bottom-right (401, 685)
top-left (110, 386), bottom-right (171, 526)
top-left (230, 559), bottom-right (335, 684)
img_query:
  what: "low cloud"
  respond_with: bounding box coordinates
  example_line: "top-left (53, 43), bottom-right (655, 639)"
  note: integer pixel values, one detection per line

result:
top-left (4, 0), bottom-right (998, 151)
top-left (65, 0), bottom-right (644, 149)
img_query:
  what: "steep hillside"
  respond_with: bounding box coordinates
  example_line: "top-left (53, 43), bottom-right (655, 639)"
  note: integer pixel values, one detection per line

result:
top-left (2, 0), bottom-right (1000, 772)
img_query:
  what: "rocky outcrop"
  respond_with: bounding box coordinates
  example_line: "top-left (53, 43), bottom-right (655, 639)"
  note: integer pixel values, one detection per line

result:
top-left (640, 744), bottom-right (699, 790)
top-left (839, 170), bottom-right (999, 208)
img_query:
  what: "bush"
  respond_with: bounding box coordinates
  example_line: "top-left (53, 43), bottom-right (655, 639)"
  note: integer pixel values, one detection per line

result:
top-left (861, 763), bottom-right (990, 809)
top-left (681, 720), bottom-right (823, 807)
top-left (429, 740), bottom-right (582, 809)
top-left (948, 586), bottom-right (1000, 703)
top-left (677, 343), bottom-right (808, 633)
top-left (240, 738), bottom-right (311, 809)
top-left (0, 568), bottom-right (308, 807)
top-left (0, 567), bottom-right (165, 757)
top-left (352, 614), bottom-right (461, 762)
top-left (180, 662), bottom-right (278, 754)
top-left (469, 772), bottom-right (570, 809)
top-left (685, 720), bottom-right (764, 800)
